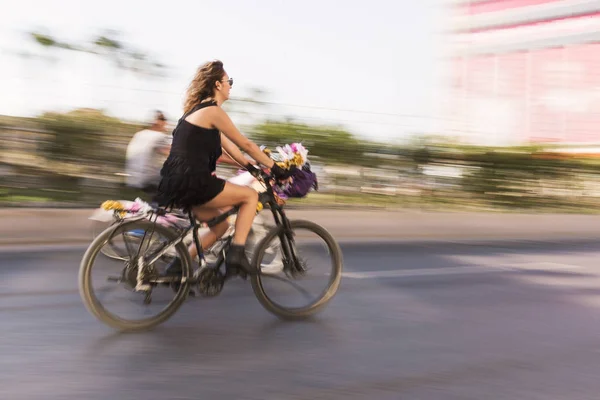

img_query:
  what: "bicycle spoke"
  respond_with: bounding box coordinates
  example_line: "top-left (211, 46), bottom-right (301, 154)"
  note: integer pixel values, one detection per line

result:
top-left (122, 230), bottom-right (140, 260)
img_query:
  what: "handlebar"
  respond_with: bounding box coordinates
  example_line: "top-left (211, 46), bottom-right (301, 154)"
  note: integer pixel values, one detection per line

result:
top-left (245, 164), bottom-right (274, 185)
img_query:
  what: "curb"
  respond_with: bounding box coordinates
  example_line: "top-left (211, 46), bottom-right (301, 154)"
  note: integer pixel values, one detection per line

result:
top-left (4, 208), bottom-right (600, 249)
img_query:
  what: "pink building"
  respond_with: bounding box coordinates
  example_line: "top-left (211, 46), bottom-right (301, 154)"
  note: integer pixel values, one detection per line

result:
top-left (445, 0), bottom-right (600, 145)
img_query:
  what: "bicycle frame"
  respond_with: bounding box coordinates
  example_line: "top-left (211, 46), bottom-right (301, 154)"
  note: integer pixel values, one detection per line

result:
top-left (255, 171), bottom-right (303, 276)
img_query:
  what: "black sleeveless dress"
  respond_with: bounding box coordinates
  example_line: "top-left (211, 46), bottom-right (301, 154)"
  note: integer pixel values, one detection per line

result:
top-left (154, 101), bottom-right (226, 211)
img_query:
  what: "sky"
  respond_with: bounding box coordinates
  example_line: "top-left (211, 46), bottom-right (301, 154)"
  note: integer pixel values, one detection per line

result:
top-left (0, 0), bottom-right (449, 142)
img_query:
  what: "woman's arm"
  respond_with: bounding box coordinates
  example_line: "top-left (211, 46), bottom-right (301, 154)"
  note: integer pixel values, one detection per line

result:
top-left (211, 107), bottom-right (274, 168)
top-left (219, 134), bottom-right (257, 168)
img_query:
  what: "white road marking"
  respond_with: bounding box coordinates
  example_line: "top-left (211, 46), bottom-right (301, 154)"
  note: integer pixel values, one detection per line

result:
top-left (343, 262), bottom-right (583, 279)
top-left (342, 266), bottom-right (509, 279)
top-left (504, 262), bottom-right (582, 271)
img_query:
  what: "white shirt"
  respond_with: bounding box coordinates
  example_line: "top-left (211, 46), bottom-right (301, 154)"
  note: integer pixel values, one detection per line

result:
top-left (125, 129), bottom-right (171, 188)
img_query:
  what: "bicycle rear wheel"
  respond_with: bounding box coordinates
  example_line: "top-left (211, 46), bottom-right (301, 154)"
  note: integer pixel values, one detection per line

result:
top-left (79, 219), bottom-right (192, 331)
top-left (250, 220), bottom-right (343, 320)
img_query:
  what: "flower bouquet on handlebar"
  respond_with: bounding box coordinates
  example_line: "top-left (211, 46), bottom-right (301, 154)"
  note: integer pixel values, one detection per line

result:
top-left (231, 142), bottom-right (319, 210)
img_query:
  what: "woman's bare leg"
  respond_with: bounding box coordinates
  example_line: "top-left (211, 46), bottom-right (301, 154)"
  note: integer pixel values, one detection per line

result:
top-left (198, 182), bottom-right (258, 246)
top-left (165, 183), bottom-right (258, 276)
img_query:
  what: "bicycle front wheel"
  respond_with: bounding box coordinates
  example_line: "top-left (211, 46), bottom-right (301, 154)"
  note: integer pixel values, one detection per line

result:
top-left (79, 219), bottom-right (192, 331)
top-left (250, 220), bottom-right (343, 320)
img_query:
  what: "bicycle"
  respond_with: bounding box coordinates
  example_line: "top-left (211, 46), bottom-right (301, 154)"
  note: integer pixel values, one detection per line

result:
top-left (78, 167), bottom-right (343, 331)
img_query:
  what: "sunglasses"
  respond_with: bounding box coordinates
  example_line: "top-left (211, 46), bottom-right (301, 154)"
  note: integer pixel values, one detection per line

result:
top-left (222, 78), bottom-right (233, 87)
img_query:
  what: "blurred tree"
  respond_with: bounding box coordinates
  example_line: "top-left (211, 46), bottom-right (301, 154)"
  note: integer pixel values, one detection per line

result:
top-left (37, 108), bottom-right (141, 167)
top-left (31, 32), bottom-right (76, 50)
top-left (457, 150), bottom-right (593, 208)
top-left (89, 30), bottom-right (166, 77)
top-left (412, 147), bottom-right (431, 166)
top-left (28, 29), bottom-right (167, 77)
top-left (249, 120), bottom-right (366, 164)
top-left (38, 111), bottom-right (104, 163)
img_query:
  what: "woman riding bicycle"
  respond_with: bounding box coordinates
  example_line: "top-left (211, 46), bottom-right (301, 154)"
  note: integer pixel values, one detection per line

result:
top-left (154, 60), bottom-right (293, 277)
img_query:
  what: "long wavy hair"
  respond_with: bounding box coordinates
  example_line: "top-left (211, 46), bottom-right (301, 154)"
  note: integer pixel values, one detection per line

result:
top-left (183, 60), bottom-right (226, 114)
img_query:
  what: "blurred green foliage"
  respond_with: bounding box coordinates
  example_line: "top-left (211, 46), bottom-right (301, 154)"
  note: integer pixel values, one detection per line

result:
top-left (251, 120), bottom-right (365, 165)
top-left (37, 109), bottom-right (142, 166)
top-left (4, 108), bottom-right (600, 212)
top-left (27, 29), bottom-right (167, 77)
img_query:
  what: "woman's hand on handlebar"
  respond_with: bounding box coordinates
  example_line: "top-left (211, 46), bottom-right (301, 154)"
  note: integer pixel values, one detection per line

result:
top-left (245, 163), bottom-right (263, 177)
top-left (270, 163), bottom-right (296, 180)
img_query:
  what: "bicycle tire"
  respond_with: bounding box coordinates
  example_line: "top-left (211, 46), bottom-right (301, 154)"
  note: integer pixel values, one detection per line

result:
top-left (250, 220), bottom-right (343, 320)
top-left (79, 219), bottom-right (192, 331)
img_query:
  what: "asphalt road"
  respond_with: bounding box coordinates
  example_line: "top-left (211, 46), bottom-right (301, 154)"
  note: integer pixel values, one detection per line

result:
top-left (3, 239), bottom-right (600, 399)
